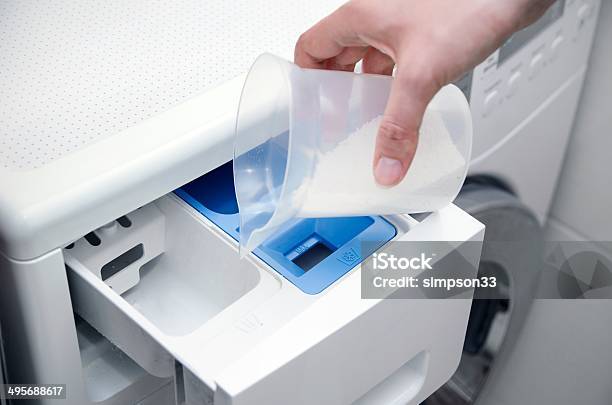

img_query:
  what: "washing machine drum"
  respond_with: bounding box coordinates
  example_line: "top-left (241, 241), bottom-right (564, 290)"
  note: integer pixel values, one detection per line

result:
top-left (426, 183), bottom-right (543, 405)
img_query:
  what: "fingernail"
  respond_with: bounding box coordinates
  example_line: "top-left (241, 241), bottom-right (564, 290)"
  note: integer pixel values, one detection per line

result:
top-left (375, 156), bottom-right (403, 186)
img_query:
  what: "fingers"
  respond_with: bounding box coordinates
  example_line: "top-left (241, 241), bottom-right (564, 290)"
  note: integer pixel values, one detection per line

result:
top-left (294, 4), bottom-right (366, 69)
top-left (362, 48), bottom-right (395, 75)
top-left (326, 46), bottom-right (369, 71)
top-left (373, 66), bottom-right (440, 186)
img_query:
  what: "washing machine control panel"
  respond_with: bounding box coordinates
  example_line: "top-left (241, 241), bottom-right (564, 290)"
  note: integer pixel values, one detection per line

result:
top-left (464, 0), bottom-right (600, 161)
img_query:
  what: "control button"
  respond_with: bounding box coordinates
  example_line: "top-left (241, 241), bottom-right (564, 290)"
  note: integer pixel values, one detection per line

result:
top-left (483, 89), bottom-right (499, 117)
top-left (575, 2), bottom-right (593, 36)
top-left (506, 71), bottom-right (522, 98)
top-left (578, 3), bottom-right (593, 20)
top-left (529, 53), bottom-right (544, 79)
top-left (550, 35), bottom-right (564, 60)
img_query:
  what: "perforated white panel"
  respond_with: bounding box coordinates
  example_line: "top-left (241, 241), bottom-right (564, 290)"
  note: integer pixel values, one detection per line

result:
top-left (0, 0), bottom-right (341, 170)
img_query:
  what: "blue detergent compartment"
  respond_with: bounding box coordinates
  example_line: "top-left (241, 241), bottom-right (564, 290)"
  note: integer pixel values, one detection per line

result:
top-left (175, 161), bottom-right (396, 294)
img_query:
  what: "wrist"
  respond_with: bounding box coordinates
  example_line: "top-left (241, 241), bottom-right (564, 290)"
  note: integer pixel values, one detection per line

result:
top-left (479, 0), bottom-right (555, 39)
top-left (505, 0), bottom-right (556, 31)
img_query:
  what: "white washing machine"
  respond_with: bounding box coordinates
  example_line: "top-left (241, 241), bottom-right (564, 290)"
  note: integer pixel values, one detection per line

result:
top-left (0, 2), bottom-right (485, 405)
top-left (0, 1), bottom-right (600, 405)
top-left (428, 0), bottom-right (601, 403)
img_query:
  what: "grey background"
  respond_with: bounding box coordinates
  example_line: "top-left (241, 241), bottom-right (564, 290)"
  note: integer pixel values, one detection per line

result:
top-left (478, 3), bottom-right (612, 404)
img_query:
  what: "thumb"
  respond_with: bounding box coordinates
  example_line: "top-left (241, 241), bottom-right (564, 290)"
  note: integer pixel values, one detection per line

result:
top-left (373, 68), bottom-right (439, 186)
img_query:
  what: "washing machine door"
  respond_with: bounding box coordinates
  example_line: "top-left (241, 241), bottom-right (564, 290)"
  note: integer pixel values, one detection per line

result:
top-left (426, 182), bottom-right (543, 405)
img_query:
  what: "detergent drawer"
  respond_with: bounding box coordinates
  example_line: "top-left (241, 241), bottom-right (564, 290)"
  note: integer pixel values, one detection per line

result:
top-left (65, 162), bottom-right (484, 405)
top-left (65, 194), bottom-right (282, 378)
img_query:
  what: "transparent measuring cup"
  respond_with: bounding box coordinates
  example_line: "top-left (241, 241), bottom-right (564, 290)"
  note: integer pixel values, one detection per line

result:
top-left (234, 53), bottom-right (472, 255)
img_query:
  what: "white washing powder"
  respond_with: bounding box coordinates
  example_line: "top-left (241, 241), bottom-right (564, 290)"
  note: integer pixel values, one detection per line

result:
top-left (293, 110), bottom-right (467, 216)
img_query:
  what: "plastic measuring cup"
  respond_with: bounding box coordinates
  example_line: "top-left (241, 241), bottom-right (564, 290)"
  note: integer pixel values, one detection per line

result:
top-left (234, 53), bottom-right (472, 255)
